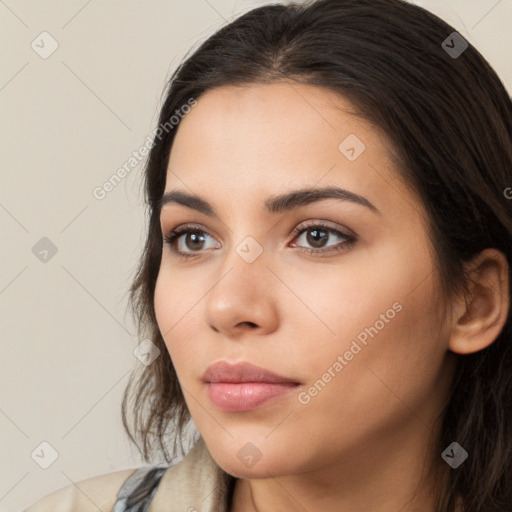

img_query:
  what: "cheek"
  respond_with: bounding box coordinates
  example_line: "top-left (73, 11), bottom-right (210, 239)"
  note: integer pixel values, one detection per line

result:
top-left (301, 230), bottom-right (439, 360)
top-left (154, 267), bottom-right (201, 374)
top-left (297, 240), bottom-right (445, 427)
top-left (288, 234), bottom-right (435, 348)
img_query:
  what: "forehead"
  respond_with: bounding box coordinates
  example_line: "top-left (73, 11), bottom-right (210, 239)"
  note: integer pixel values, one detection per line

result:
top-left (170, 82), bottom-right (382, 160)
top-left (164, 82), bottom-right (420, 219)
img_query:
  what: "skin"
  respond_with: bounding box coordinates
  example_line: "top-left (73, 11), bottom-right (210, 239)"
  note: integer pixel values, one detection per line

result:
top-left (154, 82), bottom-right (509, 512)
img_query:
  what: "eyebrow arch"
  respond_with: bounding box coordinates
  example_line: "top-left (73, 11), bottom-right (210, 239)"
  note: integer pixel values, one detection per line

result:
top-left (157, 186), bottom-right (380, 217)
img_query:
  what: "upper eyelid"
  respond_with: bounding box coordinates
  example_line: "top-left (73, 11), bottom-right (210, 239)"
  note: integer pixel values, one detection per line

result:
top-left (164, 219), bottom-right (350, 233)
top-left (291, 219), bottom-right (352, 234)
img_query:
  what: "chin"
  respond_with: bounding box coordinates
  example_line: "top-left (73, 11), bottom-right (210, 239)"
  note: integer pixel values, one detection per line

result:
top-left (207, 441), bottom-right (296, 480)
top-left (218, 457), bottom-right (288, 480)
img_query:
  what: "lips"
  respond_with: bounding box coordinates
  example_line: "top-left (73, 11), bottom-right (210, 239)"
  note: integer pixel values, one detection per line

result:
top-left (202, 361), bottom-right (299, 384)
top-left (202, 361), bottom-right (300, 412)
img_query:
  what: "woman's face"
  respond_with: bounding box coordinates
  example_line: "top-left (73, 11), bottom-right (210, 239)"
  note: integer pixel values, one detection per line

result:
top-left (154, 82), bottom-right (455, 480)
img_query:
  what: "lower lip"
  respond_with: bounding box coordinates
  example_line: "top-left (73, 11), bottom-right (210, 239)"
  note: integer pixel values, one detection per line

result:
top-left (206, 382), bottom-right (298, 412)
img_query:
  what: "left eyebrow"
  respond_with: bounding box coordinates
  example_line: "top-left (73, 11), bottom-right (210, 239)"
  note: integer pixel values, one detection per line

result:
top-left (157, 186), bottom-right (380, 217)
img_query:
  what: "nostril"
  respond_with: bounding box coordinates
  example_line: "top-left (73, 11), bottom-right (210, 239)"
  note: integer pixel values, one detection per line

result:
top-left (239, 321), bottom-right (258, 329)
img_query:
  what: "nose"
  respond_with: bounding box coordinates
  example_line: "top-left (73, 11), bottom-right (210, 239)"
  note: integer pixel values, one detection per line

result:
top-left (203, 246), bottom-right (279, 339)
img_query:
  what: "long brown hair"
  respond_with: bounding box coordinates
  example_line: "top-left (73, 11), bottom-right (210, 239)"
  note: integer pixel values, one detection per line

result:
top-left (121, 1), bottom-right (512, 510)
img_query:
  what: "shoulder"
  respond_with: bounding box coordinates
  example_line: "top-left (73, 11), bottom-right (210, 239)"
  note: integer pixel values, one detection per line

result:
top-left (23, 468), bottom-right (138, 512)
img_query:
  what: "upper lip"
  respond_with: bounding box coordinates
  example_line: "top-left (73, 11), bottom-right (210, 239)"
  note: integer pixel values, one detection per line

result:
top-left (202, 361), bottom-right (299, 384)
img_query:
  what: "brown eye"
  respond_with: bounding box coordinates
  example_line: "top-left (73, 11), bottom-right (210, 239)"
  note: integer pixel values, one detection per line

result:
top-left (289, 223), bottom-right (356, 256)
top-left (182, 231), bottom-right (207, 251)
top-left (305, 228), bottom-right (330, 248)
top-left (163, 226), bottom-right (220, 260)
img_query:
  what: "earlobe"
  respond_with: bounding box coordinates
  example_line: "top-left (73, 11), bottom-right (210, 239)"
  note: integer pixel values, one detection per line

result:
top-left (448, 248), bottom-right (510, 355)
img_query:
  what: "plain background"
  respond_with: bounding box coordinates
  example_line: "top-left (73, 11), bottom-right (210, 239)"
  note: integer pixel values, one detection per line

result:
top-left (1, 0), bottom-right (511, 510)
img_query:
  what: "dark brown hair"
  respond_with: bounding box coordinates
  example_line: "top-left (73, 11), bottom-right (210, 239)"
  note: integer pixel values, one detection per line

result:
top-left (121, 1), bottom-right (512, 510)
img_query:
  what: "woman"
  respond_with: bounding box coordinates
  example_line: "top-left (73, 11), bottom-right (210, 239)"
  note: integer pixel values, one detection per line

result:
top-left (25, 0), bottom-right (512, 510)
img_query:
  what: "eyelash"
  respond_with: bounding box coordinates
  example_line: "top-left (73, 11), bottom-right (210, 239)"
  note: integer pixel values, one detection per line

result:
top-left (162, 221), bottom-right (356, 261)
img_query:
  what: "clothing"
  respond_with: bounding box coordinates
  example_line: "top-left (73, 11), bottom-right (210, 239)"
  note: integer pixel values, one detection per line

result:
top-left (112, 437), bottom-right (236, 511)
top-left (112, 466), bottom-right (167, 512)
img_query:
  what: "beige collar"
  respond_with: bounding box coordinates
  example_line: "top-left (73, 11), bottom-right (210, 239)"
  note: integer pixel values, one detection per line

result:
top-left (148, 437), bottom-right (236, 511)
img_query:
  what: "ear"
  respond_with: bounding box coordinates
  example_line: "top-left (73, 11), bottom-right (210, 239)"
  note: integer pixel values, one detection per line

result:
top-left (448, 248), bottom-right (510, 355)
